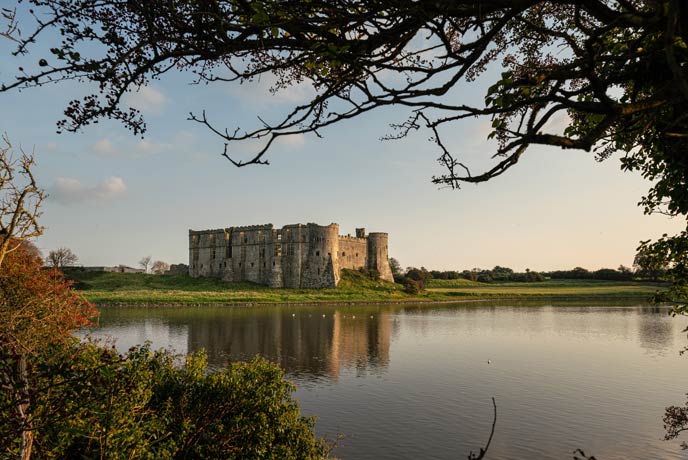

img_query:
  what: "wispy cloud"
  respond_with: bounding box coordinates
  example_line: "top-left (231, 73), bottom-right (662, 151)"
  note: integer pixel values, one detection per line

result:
top-left (92, 138), bottom-right (119, 156)
top-left (90, 137), bottom-right (171, 158)
top-left (126, 85), bottom-right (168, 114)
top-left (277, 133), bottom-right (305, 150)
top-left (42, 142), bottom-right (57, 151)
top-left (50, 176), bottom-right (127, 204)
top-left (135, 139), bottom-right (167, 156)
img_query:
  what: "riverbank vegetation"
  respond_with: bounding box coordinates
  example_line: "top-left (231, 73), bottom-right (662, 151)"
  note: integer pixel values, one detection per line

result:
top-left (1, 242), bottom-right (330, 460)
top-left (65, 269), bottom-right (666, 306)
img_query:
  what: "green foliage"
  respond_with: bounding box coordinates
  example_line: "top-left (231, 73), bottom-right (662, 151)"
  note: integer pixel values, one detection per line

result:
top-left (444, 266), bottom-right (546, 284)
top-left (0, 341), bottom-right (330, 460)
top-left (357, 267), bottom-right (380, 281)
top-left (639, 231), bottom-right (688, 307)
top-left (547, 266), bottom-right (634, 282)
top-left (388, 257), bottom-right (402, 276)
top-left (399, 267), bottom-right (433, 292)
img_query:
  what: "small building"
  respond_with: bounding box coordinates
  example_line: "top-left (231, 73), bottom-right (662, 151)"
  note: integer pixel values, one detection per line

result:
top-left (189, 222), bottom-right (393, 288)
top-left (164, 263), bottom-right (189, 276)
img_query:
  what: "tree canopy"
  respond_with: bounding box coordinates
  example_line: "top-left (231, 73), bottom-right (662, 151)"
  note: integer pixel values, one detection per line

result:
top-left (2, 0), bottom-right (687, 300)
top-left (47, 247), bottom-right (78, 269)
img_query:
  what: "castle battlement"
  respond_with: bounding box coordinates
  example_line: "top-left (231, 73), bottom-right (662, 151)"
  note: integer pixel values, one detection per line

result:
top-left (188, 222), bottom-right (393, 288)
top-left (230, 224), bottom-right (275, 231)
top-left (338, 235), bottom-right (366, 242)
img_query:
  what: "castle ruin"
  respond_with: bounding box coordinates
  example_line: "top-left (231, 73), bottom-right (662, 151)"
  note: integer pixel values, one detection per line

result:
top-left (189, 223), bottom-right (393, 288)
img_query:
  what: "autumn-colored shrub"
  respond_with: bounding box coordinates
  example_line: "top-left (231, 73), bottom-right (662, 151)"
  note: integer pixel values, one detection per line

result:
top-left (0, 241), bottom-right (96, 353)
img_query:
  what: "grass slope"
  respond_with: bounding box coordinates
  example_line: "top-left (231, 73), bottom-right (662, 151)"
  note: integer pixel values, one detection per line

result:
top-left (68, 269), bottom-right (409, 304)
top-left (67, 270), bottom-right (666, 305)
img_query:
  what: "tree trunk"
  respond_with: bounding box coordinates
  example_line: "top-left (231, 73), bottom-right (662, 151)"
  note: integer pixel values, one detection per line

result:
top-left (16, 354), bottom-right (33, 460)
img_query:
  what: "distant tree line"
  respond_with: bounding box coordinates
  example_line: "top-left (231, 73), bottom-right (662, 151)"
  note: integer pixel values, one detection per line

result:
top-left (430, 266), bottom-right (547, 283)
top-left (546, 266), bottom-right (635, 281)
top-left (389, 256), bottom-right (668, 294)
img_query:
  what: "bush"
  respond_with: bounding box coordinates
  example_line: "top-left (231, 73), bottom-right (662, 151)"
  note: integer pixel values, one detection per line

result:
top-left (403, 278), bottom-right (424, 294)
top-left (0, 241), bottom-right (97, 460)
top-left (0, 243), bottom-right (328, 460)
top-left (357, 267), bottom-right (380, 281)
top-left (0, 341), bottom-right (329, 460)
top-left (393, 273), bottom-right (407, 284)
top-left (477, 274), bottom-right (493, 283)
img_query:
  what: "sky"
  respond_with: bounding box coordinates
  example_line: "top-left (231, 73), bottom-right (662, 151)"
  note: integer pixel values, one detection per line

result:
top-left (0, 15), bottom-right (684, 272)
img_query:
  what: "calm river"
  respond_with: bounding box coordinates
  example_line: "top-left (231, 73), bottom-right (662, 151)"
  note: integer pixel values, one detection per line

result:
top-left (88, 302), bottom-right (687, 460)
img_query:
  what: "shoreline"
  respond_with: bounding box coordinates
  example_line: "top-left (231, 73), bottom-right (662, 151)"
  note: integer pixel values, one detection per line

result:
top-left (92, 294), bottom-right (660, 308)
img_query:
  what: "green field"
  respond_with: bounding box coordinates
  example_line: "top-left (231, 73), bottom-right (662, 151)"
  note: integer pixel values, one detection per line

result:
top-left (66, 270), bottom-right (667, 305)
top-left (425, 278), bottom-right (665, 298)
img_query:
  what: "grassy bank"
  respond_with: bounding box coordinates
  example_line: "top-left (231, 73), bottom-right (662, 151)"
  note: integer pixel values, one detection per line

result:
top-left (66, 270), bottom-right (667, 305)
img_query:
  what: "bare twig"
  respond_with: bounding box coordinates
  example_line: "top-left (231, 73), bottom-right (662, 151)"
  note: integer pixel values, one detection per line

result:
top-left (0, 134), bottom-right (45, 268)
top-left (0, 7), bottom-right (20, 43)
top-left (468, 397), bottom-right (497, 460)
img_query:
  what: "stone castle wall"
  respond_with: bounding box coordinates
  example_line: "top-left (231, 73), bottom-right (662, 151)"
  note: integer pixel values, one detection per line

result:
top-left (189, 222), bottom-right (393, 288)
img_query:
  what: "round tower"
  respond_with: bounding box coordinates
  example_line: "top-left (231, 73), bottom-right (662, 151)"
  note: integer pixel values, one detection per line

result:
top-left (367, 232), bottom-right (394, 282)
top-left (300, 223), bottom-right (339, 288)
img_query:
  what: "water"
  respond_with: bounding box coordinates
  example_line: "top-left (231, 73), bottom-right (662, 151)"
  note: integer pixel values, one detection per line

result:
top-left (86, 301), bottom-right (688, 460)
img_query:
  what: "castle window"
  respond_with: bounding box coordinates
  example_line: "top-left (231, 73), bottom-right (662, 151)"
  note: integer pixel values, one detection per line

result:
top-left (328, 252), bottom-right (331, 256)
top-left (250, 262), bottom-right (254, 268)
top-left (244, 237), bottom-right (248, 243)
top-left (356, 253), bottom-right (359, 257)
top-left (239, 262), bottom-right (242, 267)
top-left (211, 250), bottom-right (216, 259)
top-left (316, 250), bottom-right (320, 256)
top-left (263, 262), bottom-right (266, 268)
top-left (227, 245), bottom-right (232, 258)
top-left (273, 261), bottom-right (275, 267)
top-left (342, 252), bottom-right (346, 256)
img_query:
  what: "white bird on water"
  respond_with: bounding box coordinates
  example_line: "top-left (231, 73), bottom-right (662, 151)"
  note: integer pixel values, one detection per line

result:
top-left (487, 359), bottom-right (491, 364)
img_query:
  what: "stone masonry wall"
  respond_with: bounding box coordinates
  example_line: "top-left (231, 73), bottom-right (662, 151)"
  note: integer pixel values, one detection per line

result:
top-left (337, 237), bottom-right (367, 270)
top-left (190, 222), bottom-right (392, 288)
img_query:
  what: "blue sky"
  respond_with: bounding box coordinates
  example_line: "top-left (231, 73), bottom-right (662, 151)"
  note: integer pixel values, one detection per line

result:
top-left (0, 20), bottom-right (683, 272)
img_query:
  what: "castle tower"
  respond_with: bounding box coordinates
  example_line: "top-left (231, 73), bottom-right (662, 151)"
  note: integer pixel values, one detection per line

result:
top-left (189, 231), bottom-right (199, 277)
top-left (366, 232), bottom-right (394, 282)
top-left (300, 223), bottom-right (340, 288)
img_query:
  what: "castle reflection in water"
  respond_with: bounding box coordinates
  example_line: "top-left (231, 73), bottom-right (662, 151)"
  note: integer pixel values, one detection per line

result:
top-left (184, 308), bottom-right (397, 380)
top-left (93, 303), bottom-right (676, 384)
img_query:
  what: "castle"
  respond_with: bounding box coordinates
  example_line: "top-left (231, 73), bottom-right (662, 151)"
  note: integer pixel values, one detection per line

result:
top-left (189, 223), bottom-right (393, 288)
